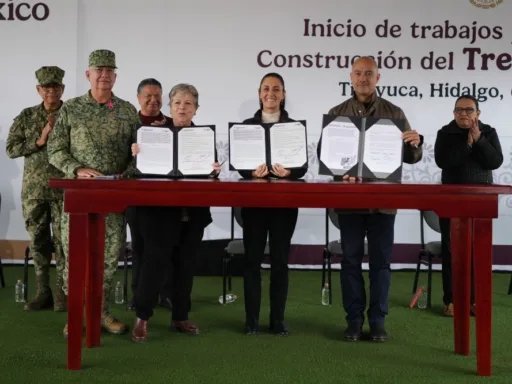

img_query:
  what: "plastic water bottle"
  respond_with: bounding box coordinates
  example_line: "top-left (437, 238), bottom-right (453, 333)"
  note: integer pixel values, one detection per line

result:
top-left (218, 294), bottom-right (237, 304)
top-left (321, 283), bottom-right (330, 306)
top-left (417, 288), bottom-right (428, 309)
top-left (114, 281), bottom-right (124, 304)
top-left (15, 280), bottom-right (24, 303)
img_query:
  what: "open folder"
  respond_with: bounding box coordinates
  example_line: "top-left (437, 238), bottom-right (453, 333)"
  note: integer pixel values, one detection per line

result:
top-left (318, 115), bottom-right (406, 181)
top-left (135, 125), bottom-right (216, 177)
top-left (228, 121), bottom-right (308, 171)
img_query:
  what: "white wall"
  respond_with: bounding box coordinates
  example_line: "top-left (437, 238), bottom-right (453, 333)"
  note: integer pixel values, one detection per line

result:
top-left (1, 0), bottom-right (511, 245)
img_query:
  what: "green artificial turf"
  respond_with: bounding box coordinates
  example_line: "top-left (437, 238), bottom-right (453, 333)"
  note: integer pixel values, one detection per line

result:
top-left (0, 266), bottom-right (511, 383)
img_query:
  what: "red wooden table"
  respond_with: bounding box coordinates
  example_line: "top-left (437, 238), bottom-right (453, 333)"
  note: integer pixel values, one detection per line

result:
top-left (48, 177), bottom-right (511, 375)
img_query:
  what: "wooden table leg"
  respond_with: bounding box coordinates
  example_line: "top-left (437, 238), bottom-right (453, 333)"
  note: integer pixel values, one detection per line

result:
top-left (85, 214), bottom-right (106, 348)
top-left (450, 217), bottom-right (472, 355)
top-left (67, 213), bottom-right (87, 370)
top-left (472, 218), bottom-right (493, 376)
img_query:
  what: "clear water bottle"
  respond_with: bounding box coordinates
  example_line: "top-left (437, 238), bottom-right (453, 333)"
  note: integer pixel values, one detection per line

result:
top-left (417, 288), bottom-right (428, 309)
top-left (114, 281), bottom-right (124, 304)
top-left (321, 283), bottom-right (330, 306)
top-left (218, 294), bottom-right (237, 304)
top-left (15, 280), bottom-right (24, 303)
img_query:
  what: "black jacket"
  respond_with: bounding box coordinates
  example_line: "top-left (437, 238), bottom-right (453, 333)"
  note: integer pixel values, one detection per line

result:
top-left (434, 120), bottom-right (503, 185)
top-left (237, 109), bottom-right (308, 180)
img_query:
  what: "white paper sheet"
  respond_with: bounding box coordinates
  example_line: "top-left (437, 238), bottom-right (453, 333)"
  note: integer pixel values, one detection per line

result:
top-left (269, 122), bottom-right (307, 168)
top-left (363, 124), bottom-right (403, 174)
top-left (136, 126), bottom-right (173, 175)
top-left (229, 124), bottom-right (266, 169)
top-left (177, 127), bottom-right (215, 175)
top-left (319, 121), bottom-right (360, 171)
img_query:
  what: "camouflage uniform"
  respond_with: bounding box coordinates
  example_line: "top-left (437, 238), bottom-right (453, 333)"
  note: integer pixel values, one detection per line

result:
top-left (47, 50), bottom-right (137, 336)
top-left (6, 66), bottom-right (67, 312)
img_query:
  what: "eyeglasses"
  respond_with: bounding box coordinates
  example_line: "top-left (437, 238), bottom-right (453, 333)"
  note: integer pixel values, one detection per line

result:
top-left (454, 108), bottom-right (477, 115)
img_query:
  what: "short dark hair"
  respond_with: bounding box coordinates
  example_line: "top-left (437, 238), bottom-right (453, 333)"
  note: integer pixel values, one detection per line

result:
top-left (455, 95), bottom-right (479, 111)
top-left (137, 78), bottom-right (162, 94)
top-left (258, 72), bottom-right (286, 112)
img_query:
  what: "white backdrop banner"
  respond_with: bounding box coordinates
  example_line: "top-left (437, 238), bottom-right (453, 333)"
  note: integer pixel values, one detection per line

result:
top-left (1, 0), bottom-right (511, 245)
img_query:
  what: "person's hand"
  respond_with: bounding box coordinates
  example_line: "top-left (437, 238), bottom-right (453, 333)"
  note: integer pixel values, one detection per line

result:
top-left (36, 123), bottom-right (53, 146)
top-left (47, 114), bottom-right (58, 127)
top-left (212, 162), bottom-right (222, 174)
top-left (76, 168), bottom-right (103, 177)
top-left (131, 143), bottom-right (140, 157)
top-left (468, 130), bottom-right (474, 146)
top-left (402, 130), bottom-right (421, 147)
top-left (252, 164), bottom-right (269, 178)
top-left (342, 175), bottom-right (362, 183)
top-left (470, 117), bottom-right (481, 142)
top-left (270, 163), bottom-right (291, 177)
top-left (150, 117), bottom-right (167, 126)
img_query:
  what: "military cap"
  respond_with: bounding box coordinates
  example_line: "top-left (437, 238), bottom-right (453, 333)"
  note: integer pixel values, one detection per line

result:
top-left (35, 66), bottom-right (65, 86)
top-left (89, 49), bottom-right (117, 68)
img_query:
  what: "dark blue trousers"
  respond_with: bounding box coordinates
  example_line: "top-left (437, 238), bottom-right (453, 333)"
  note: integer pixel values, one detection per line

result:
top-left (337, 213), bottom-right (396, 326)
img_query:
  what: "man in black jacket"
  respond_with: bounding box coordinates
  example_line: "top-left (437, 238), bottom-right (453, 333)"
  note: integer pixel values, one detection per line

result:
top-left (127, 78), bottom-right (173, 312)
top-left (434, 95), bottom-right (503, 317)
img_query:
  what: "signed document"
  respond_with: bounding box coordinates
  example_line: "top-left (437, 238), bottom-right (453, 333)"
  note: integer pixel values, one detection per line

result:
top-left (177, 127), bottom-right (216, 175)
top-left (269, 122), bottom-right (307, 168)
top-left (229, 124), bottom-right (266, 170)
top-left (229, 121), bottom-right (308, 170)
top-left (362, 123), bottom-right (403, 175)
top-left (318, 115), bottom-right (405, 181)
top-left (136, 126), bottom-right (174, 175)
top-left (318, 119), bottom-right (360, 172)
top-left (136, 125), bottom-right (216, 177)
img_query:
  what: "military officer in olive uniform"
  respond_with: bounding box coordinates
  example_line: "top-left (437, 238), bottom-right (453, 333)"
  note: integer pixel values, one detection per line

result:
top-left (48, 50), bottom-right (138, 337)
top-left (6, 66), bottom-right (67, 312)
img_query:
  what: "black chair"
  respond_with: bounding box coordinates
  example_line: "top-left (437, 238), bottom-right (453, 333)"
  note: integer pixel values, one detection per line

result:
top-left (0, 257), bottom-right (5, 288)
top-left (221, 207), bottom-right (269, 304)
top-left (122, 242), bottom-right (132, 306)
top-left (412, 210), bottom-right (442, 308)
top-left (321, 208), bottom-right (368, 305)
top-left (0, 193), bottom-right (5, 288)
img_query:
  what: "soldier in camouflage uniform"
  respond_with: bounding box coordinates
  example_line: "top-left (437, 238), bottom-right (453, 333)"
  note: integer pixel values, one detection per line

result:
top-left (6, 66), bottom-right (67, 312)
top-left (47, 50), bottom-right (138, 337)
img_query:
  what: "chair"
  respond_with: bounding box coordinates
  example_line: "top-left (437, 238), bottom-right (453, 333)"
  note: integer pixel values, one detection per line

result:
top-left (321, 208), bottom-right (368, 305)
top-left (221, 207), bottom-right (270, 304)
top-left (411, 210), bottom-right (442, 308)
top-left (122, 242), bottom-right (132, 306)
top-left (0, 257), bottom-right (5, 288)
top-left (0, 193), bottom-right (5, 288)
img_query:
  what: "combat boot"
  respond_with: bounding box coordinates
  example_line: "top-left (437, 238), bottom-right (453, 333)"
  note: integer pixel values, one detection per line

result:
top-left (101, 311), bottom-right (128, 334)
top-left (63, 306), bottom-right (87, 339)
top-left (54, 278), bottom-right (67, 312)
top-left (24, 273), bottom-right (53, 311)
